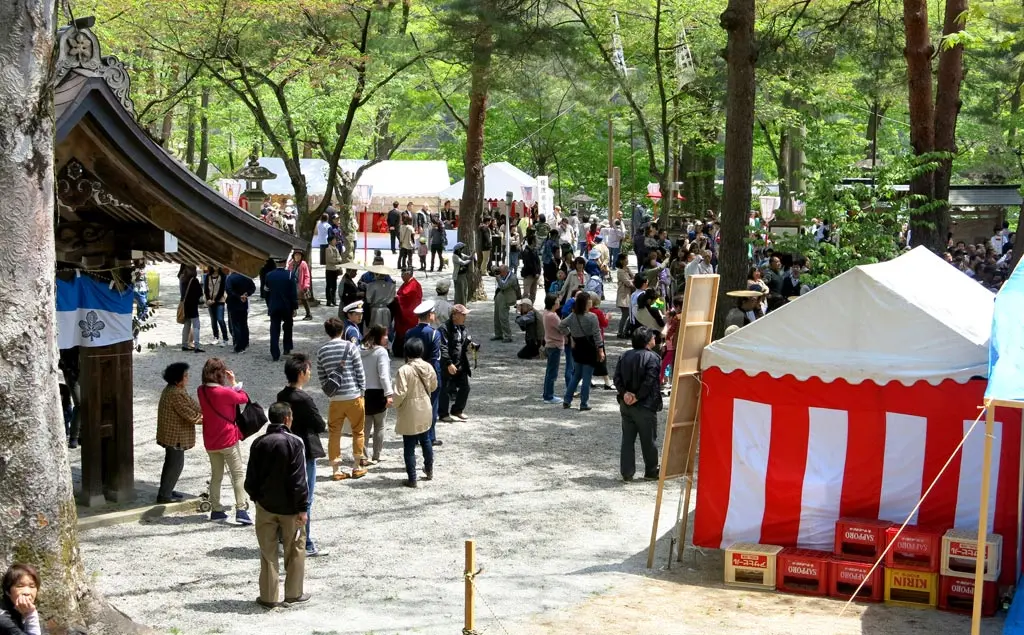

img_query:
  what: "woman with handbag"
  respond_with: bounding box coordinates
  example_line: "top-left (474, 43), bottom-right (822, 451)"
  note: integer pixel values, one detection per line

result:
top-left (558, 290), bottom-right (605, 411)
top-left (288, 251), bottom-right (313, 321)
top-left (179, 270), bottom-right (204, 353)
top-left (392, 337), bottom-right (437, 488)
top-left (360, 324), bottom-right (393, 465)
top-left (197, 358), bottom-right (252, 525)
top-left (203, 266), bottom-right (229, 347)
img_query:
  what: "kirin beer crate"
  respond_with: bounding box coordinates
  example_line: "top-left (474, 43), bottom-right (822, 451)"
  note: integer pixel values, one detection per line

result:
top-left (940, 529), bottom-right (1002, 582)
top-left (884, 525), bottom-right (942, 572)
top-left (829, 559), bottom-right (884, 602)
top-left (724, 543), bottom-right (784, 590)
top-left (775, 548), bottom-right (831, 596)
top-left (937, 574), bottom-right (997, 617)
top-left (884, 568), bottom-right (938, 609)
top-left (834, 518), bottom-right (892, 562)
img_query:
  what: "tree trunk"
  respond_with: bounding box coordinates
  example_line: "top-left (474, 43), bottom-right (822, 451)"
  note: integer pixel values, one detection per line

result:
top-left (777, 128), bottom-right (791, 215)
top-left (197, 87), bottom-right (210, 180)
top-left (714, 0), bottom-right (757, 338)
top-left (787, 124), bottom-right (805, 203)
top-left (184, 93), bottom-right (196, 168)
top-left (931, 0), bottom-right (967, 248)
top-left (460, 26), bottom-right (493, 300)
top-left (0, 7), bottom-right (148, 634)
top-left (903, 0), bottom-right (939, 250)
top-left (701, 152), bottom-right (717, 214)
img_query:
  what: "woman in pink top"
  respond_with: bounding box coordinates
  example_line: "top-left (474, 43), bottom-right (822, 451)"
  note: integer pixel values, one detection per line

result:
top-left (197, 358), bottom-right (252, 524)
top-left (288, 251), bottom-right (313, 321)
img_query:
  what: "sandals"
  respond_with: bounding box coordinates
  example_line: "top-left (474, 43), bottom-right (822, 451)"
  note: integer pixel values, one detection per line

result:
top-left (351, 468), bottom-right (368, 479)
top-left (331, 472), bottom-right (350, 481)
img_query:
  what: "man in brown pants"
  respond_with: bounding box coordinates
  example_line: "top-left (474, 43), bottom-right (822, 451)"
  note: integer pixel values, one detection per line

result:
top-left (244, 402), bottom-right (310, 608)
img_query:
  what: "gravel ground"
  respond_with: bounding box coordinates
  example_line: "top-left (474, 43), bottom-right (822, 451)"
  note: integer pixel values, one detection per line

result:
top-left (75, 256), bottom-right (998, 635)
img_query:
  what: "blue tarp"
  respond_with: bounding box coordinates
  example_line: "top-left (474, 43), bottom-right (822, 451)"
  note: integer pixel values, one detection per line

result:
top-left (987, 260), bottom-right (1024, 402)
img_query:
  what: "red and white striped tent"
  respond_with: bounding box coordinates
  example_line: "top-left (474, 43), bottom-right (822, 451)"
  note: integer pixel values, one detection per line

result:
top-left (692, 247), bottom-right (1021, 583)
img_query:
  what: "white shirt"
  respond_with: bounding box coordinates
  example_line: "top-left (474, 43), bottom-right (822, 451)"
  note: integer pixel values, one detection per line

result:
top-left (603, 226), bottom-right (625, 248)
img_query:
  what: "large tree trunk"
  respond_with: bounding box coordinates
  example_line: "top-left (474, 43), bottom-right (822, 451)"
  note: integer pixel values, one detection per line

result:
top-left (714, 0), bottom-right (757, 338)
top-left (0, 6), bottom-right (148, 634)
top-left (787, 124), bottom-right (805, 204)
top-left (197, 87), bottom-right (210, 180)
top-left (903, 0), bottom-right (939, 250)
top-left (931, 0), bottom-right (967, 247)
top-left (460, 26), bottom-right (493, 300)
top-left (776, 128), bottom-right (791, 215)
top-left (184, 93), bottom-right (196, 168)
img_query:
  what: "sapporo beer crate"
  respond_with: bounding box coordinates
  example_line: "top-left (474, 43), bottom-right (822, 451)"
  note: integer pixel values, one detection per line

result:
top-left (835, 518), bottom-right (892, 562)
top-left (937, 574), bottom-right (997, 617)
top-left (775, 548), bottom-right (831, 596)
top-left (940, 529), bottom-right (1002, 582)
top-left (724, 543), bottom-right (784, 590)
top-left (829, 558), bottom-right (884, 602)
top-left (884, 525), bottom-right (942, 572)
top-left (884, 568), bottom-right (938, 609)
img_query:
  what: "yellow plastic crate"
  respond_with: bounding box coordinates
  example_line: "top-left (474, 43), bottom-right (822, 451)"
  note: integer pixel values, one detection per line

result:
top-left (885, 568), bottom-right (938, 609)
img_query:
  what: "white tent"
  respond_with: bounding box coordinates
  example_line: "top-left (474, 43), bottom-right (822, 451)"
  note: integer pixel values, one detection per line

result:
top-left (255, 158), bottom-right (450, 198)
top-left (440, 161), bottom-right (536, 201)
top-left (702, 247), bottom-right (995, 386)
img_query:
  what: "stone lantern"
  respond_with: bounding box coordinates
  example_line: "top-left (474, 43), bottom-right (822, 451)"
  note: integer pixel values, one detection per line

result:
top-left (234, 150), bottom-right (277, 214)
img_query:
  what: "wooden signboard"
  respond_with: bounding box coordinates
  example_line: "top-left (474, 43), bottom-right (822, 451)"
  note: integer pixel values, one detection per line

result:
top-left (647, 273), bottom-right (719, 568)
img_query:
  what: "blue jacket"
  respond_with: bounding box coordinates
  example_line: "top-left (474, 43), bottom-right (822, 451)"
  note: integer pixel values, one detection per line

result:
top-left (406, 322), bottom-right (441, 376)
top-left (265, 268), bottom-right (298, 315)
top-left (225, 273), bottom-right (256, 312)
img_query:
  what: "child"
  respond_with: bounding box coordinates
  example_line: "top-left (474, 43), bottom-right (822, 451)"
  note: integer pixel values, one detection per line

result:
top-left (661, 295), bottom-right (684, 387)
top-left (548, 269), bottom-right (566, 295)
top-left (417, 235), bottom-right (428, 271)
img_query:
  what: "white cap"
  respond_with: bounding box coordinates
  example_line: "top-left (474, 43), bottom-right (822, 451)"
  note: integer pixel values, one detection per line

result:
top-left (413, 300), bottom-right (436, 315)
top-left (343, 300), bottom-right (364, 314)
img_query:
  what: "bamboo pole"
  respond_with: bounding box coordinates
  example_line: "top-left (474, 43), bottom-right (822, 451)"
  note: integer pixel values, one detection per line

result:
top-left (465, 540), bottom-right (475, 633)
top-left (970, 404), bottom-right (995, 635)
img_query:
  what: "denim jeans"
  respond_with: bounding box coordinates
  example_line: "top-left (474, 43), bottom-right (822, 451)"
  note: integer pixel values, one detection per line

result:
top-left (402, 432), bottom-right (434, 482)
top-left (207, 304), bottom-right (227, 340)
top-left (542, 347), bottom-right (561, 400)
top-left (563, 363), bottom-right (594, 408)
top-left (610, 247), bottom-right (620, 268)
top-left (563, 344), bottom-right (575, 391)
top-left (182, 316), bottom-right (200, 348)
top-left (269, 310), bottom-right (293, 361)
top-left (427, 386), bottom-right (439, 443)
top-left (509, 250), bottom-right (520, 274)
top-left (305, 458), bottom-right (316, 550)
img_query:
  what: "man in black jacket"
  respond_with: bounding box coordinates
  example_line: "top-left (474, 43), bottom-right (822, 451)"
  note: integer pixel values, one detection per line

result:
top-left (520, 236), bottom-right (542, 305)
top-left (225, 271), bottom-right (257, 353)
top-left (244, 402), bottom-right (310, 609)
top-left (438, 304), bottom-right (475, 422)
top-left (386, 201), bottom-right (401, 254)
top-left (613, 327), bottom-right (663, 482)
top-left (277, 354), bottom-right (328, 557)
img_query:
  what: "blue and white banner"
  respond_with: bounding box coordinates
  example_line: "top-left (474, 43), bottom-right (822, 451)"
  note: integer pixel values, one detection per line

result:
top-left (56, 275), bottom-right (133, 349)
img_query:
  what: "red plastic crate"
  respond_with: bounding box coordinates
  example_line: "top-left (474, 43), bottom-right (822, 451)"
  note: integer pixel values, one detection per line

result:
top-left (884, 525), bottom-right (942, 572)
top-left (938, 575), bottom-right (997, 617)
top-left (776, 548), bottom-right (831, 596)
top-left (829, 558), bottom-right (884, 602)
top-left (835, 518), bottom-right (892, 563)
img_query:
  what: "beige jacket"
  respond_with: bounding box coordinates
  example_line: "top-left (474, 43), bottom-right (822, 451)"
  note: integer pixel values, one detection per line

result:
top-left (616, 266), bottom-right (635, 308)
top-left (393, 358), bottom-right (438, 436)
top-left (325, 245), bottom-right (343, 272)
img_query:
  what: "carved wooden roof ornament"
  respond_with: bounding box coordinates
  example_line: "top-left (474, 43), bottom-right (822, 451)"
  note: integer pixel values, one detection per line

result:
top-left (55, 17), bottom-right (136, 118)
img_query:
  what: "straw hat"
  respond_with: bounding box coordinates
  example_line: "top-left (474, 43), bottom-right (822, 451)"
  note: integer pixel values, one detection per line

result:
top-left (726, 290), bottom-right (763, 298)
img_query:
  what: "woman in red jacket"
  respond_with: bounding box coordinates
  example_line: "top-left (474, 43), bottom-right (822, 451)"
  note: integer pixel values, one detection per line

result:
top-left (197, 358), bottom-right (252, 524)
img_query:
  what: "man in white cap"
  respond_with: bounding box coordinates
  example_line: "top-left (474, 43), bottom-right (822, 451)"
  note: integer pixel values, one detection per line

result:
top-left (433, 280), bottom-right (453, 326)
top-left (514, 298), bottom-right (544, 359)
top-left (405, 299), bottom-right (443, 446)
top-left (439, 304), bottom-right (474, 422)
top-left (342, 301), bottom-right (363, 344)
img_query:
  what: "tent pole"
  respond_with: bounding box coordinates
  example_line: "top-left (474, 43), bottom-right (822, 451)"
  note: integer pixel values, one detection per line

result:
top-left (971, 403), bottom-right (995, 635)
top-left (1018, 410), bottom-right (1023, 583)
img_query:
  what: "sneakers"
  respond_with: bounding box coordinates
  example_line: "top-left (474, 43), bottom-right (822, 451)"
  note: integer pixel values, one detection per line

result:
top-left (432, 439), bottom-right (444, 446)
top-left (284, 593), bottom-right (311, 606)
top-left (439, 416), bottom-right (454, 423)
top-left (306, 547), bottom-right (327, 558)
top-left (194, 347), bottom-right (206, 354)
top-left (544, 397), bottom-right (562, 405)
top-left (256, 598), bottom-right (280, 609)
top-left (452, 413), bottom-right (469, 422)
top-left (562, 402), bottom-right (571, 409)
top-left (210, 511), bottom-right (229, 522)
top-left (580, 406), bottom-right (592, 412)
top-left (235, 509), bottom-right (254, 525)
top-left (402, 479), bottom-right (418, 488)
top-left (422, 471), bottom-right (433, 481)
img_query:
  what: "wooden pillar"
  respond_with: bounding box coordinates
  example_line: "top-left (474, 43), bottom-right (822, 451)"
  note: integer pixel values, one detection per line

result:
top-left (612, 167), bottom-right (621, 221)
top-left (970, 402), bottom-right (995, 634)
top-left (77, 340), bottom-right (134, 506)
top-left (607, 118), bottom-right (614, 224)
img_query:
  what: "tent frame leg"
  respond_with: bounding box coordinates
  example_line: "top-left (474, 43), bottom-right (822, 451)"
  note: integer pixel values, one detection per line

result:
top-left (971, 404), bottom-right (995, 635)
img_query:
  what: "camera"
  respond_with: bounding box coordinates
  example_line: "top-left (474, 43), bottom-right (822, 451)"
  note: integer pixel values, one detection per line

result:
top-left (470, 342), bottom-right (481, 352)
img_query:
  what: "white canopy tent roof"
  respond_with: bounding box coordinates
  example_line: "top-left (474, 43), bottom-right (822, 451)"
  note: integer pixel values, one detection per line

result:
top-left (440, 161), bottom-right (536, 201)
top-left (255, 158), bottom-right (450, 198)
top-left (702, 247), bottom-right (996, 386)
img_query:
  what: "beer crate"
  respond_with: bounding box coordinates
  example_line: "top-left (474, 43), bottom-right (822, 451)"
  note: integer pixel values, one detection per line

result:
top-left (884, 568), bottom-right (938, 609)
top-left (829, 559), bottom-right (884, 602)
top-left (940, 530), bottom-right (1002, 582)
top-left (724, 543), bottom-right (784, 590)
top-left (775, 548), bottom-right (831, 596)
top-left (937, 574), bottom-right (997, 617)
top-left (884, 525), bottom-right (942, 572)
top-left (834, 518), bottom-right (892, 563)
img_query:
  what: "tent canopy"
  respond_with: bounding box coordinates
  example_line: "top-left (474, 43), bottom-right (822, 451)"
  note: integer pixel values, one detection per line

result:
top-left (702, 247), bottom-right (995, 385)
top-left (441, 161), bottom-right (536, 201)
top-left (256, 158), bottom-right (450, 198)
top-left (987, 259), bottom-right (1024, 401)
